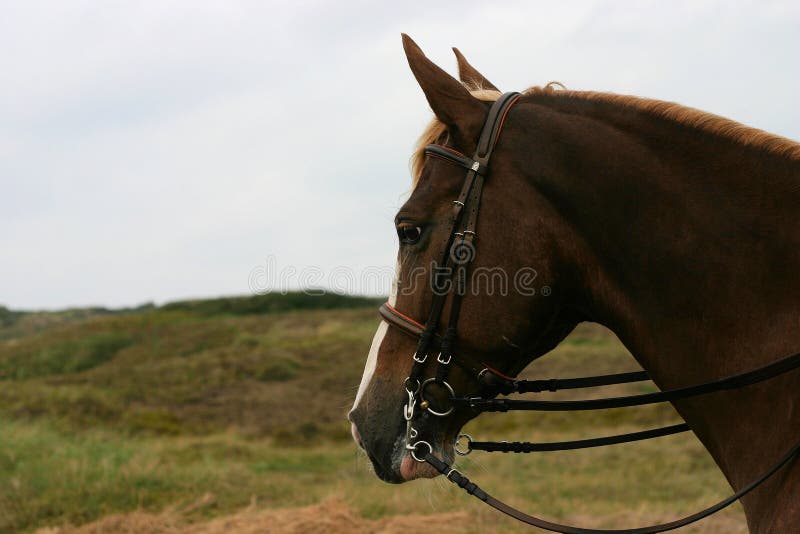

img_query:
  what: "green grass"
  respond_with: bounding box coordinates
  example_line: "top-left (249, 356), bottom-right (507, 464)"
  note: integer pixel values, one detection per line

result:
top-left (0, 293), bottom-right (744, 532)
top-left (0, 417), bottom-right (743, 533)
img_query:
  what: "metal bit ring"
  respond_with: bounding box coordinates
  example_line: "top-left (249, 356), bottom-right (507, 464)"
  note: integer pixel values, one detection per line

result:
top-left (410, 440), bottom-right (433, 462)
top-left (454, 433), bottom-right (473, 456)
top-left (419, 378), bottom-right (455, 417)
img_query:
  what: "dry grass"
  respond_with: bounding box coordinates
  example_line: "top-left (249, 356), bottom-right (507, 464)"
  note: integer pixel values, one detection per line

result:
top-left (39, 498), bottom-right (468, 534)
top-left (38, 497), bottom-right (745, 534)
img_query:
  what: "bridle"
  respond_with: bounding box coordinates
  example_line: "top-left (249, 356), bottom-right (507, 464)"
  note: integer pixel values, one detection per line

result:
top-left (379, 92), bottom-right (800, 533)
top-left (394, 90), bottom-right (522, 459)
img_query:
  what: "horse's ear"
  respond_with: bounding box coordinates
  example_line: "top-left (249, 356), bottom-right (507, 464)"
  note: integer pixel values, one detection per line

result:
top-left (402, 34), bottom-right (487, 152)
top-left (452, 47), bottom-right (499, 91)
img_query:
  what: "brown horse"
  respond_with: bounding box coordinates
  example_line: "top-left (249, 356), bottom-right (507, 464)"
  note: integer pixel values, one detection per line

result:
top-left (348, 35), bottom-right (800, 533)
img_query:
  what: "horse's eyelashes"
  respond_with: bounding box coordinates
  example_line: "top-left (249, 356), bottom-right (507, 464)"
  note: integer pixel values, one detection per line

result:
top-left (397, 225), bottom-right (423, 245)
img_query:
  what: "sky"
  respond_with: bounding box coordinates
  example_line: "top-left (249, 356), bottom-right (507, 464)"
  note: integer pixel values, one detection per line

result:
top-left (2, 0), bottom-right (798, 310)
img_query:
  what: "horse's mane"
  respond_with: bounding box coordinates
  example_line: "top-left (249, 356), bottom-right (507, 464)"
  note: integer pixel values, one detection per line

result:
top-left (411, 83), bottom-right (800, 185)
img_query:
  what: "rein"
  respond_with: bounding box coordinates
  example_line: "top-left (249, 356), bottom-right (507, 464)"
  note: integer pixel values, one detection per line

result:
top-left (388, 92), bottom-right (800, 532)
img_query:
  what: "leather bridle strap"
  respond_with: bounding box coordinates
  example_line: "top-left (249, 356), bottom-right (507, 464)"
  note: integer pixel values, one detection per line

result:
top-left (380, 302), bottom-right (425, 337)
top-left (467, 423), bottom-right (689, 453)
top-left (456, 349), bottom-right (800, 412)
top-left (424, 438), bottom-right (800, 533)
top-left (417, 93), bottom-right (523, 399)
top-left (380, 302), bottom-right (505, 385)
top-left (402, 92), bottom-right (521, 397)
top-left (381, 302), bottom-right (651, 394)
top-left (513, 371), bottom-right (650, 393)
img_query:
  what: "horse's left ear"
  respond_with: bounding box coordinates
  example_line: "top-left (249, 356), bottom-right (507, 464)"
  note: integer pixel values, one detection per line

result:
top-left (402, 34), bottom-right (487, 153)
top-left (452, 47), bottom-right (499, 91)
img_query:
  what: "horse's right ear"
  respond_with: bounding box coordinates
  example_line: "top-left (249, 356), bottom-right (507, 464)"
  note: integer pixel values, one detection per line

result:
top-left (402, 34), bottom-right (487, 153)
top-left (452, 47), bottom-right (499, 91)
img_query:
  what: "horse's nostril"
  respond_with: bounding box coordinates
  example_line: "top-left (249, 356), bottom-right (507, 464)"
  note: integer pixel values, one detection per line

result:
top-left (350, 422), bottom-right (363, 446)
top-left (347, 410), bottom-right (365, 447)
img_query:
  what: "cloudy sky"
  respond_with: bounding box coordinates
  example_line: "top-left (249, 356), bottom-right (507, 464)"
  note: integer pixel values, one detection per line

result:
top-left (2, 0), bottom-right (798, 310)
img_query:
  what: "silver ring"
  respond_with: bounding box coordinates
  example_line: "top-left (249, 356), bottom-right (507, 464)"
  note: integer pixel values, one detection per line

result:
top-left (404, 377), bottom-right (420, 394)
top-left (454, 433), bottom-right (473, 456)
top-left (410, 440), bottom-right (432, 462)
top-left (420, 378), bottom-right (455, 417)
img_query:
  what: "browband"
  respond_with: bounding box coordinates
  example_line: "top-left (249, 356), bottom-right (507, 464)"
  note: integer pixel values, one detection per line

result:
top-left (424, 145), bottom-right (488, 175)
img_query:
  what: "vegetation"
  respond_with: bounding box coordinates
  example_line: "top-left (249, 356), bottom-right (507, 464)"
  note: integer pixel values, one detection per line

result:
top-left (159, 292), bottom-right (380, 316)
top-left (0, 293), bottom-right (744, 532)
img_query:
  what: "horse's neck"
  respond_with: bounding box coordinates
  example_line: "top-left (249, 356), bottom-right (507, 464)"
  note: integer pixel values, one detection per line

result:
top-left (521, 98), bottom-right (800, 363)
top-left (520, 98), bottom-right (800, 529)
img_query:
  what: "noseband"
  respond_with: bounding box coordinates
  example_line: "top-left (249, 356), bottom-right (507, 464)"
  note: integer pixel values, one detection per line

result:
top-left (379, 92), bottom-right (800, 532)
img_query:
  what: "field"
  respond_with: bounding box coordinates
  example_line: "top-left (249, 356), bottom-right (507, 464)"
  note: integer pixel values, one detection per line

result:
top-left (0, 294), bottom-right (745, 533)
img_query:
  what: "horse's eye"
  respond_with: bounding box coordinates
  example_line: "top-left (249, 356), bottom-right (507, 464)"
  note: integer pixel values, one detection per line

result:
top-left (397, 225), bottom-right (423, 245)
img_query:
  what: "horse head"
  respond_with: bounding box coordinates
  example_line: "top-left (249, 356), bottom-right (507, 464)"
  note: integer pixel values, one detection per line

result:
top-left (348, 35), bottom-right (580, 483)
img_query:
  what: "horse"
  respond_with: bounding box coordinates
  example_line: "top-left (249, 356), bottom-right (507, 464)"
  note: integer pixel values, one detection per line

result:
top-left (348, 34), bottom-right (800, 533)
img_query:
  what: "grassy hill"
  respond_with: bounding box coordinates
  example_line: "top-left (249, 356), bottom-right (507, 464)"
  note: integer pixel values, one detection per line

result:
top-left (0, 293), bottom-right (745, 533)
top-left (0, 293), bottom-right (380, 440)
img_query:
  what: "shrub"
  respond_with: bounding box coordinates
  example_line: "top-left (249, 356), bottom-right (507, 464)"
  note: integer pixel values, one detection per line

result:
top-left (254, 352), bottom-right (300, 382)
top-left (1, 332), bottom-right (133, 379)
top-left (160, 292), bottom-right (380, 317)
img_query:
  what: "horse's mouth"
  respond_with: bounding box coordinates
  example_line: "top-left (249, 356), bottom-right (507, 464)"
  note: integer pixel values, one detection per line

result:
top-left (351, 421), bottom-right (454, 482)
top-left (395, 435), bottom-right (454, 481)
top-left (399, 451), bottom-right (440, 480)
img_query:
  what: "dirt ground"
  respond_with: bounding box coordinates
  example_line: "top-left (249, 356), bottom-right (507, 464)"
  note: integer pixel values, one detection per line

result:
top-left (35, 498), bottom-right (469, 534)
top-left (36, 497), bottom-right (747, 534)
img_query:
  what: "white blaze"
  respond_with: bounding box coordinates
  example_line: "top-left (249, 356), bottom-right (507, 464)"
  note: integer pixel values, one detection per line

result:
top-left (352, 321), bottom-right (388, 410)
top-left (352, 260), bottom-right (400, 411)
